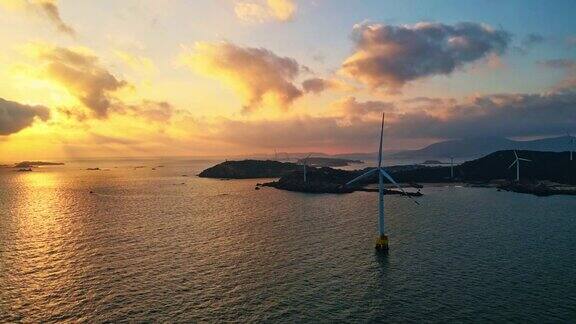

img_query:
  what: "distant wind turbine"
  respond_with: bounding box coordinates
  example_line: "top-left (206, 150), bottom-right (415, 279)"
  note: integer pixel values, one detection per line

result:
top-left (301, 154), bottom-right (312, 183)
top-left (345, 112), bottom-right (419, 251)
top-left (568, 133), bottom-right (574, 161)
top-left (508, 150), bottom-right (531, 182)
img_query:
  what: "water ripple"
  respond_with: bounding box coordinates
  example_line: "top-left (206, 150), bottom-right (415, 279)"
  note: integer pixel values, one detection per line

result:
top-left (1, 162), bottom-right (576, 322)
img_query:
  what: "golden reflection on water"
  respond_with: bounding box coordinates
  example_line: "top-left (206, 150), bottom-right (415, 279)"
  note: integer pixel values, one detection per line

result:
top-left (6, 170), bottom-right (80, 320)
top-left (16, 170), bottom-right (62, 232)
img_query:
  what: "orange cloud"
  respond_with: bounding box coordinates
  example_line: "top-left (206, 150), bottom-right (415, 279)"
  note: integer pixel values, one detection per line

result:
top-left (16, 44), bottom-right (178, 125)
top-left (181, 41), bottom-right (304, 113)
top-left (30, 45), bottom-right (127, 118)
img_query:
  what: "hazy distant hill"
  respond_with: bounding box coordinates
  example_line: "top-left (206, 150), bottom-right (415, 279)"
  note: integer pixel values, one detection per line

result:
top-left (231, 135), bottom-right (574, 163)
top-left (457, 150), bottom-right (576, 184)
top-left (392, 150), bottom-right (576, 185)
top-left (391, 135), bottom-right (575, 160)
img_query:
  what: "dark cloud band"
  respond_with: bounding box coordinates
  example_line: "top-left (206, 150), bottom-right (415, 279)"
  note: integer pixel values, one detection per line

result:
top-left (0, 98), bottom-right (50, 135)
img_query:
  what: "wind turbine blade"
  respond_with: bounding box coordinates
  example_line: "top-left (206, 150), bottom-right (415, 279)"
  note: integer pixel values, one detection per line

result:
top-left (378, 112), bottom-right (385, 168)
top-left (514, 150), bottom-right (518, 159)
top-left (379, 169), bottom-right (420, 205)
top-left (508, 160), bottom-right (517, 169)
top-left (345, 168), bottom-right (378, 187)
top-left (302, 153), bottom-right (312, 165)
top-left (518, 158), bottom-right (531, 162)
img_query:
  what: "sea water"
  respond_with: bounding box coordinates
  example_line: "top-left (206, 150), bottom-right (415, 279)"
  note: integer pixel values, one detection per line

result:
top-left (1, 159), bottom-right (575, 322)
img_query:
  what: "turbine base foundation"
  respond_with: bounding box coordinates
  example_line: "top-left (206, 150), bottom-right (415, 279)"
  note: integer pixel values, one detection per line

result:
top-left (375, 235), bottom-right (389, 251)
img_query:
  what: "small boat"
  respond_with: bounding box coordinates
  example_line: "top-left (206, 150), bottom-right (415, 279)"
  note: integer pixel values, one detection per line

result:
top-left (17, 168), bottom-right (33, 172)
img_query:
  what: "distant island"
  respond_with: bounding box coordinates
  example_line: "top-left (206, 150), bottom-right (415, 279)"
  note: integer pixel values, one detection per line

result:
top-left (199, 150), bottom-right (576, 196)
top-left (199, 160), bottom-right (300, 179)
top-left (13, 161), bottom-right (65, 168)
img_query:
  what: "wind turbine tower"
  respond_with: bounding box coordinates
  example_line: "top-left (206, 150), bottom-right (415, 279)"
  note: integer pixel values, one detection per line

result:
top-left (345, 113), bottom-right (418, 251)
top-left (568, 133), bottom-right (574, 161)
top-left (302, 154), bottom-right (312, 183)
top-left (508, 150), bottom-right (531, 182)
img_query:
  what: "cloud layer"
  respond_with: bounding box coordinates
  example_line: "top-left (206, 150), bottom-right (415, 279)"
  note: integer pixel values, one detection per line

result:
top-left (0, 98), bottom-right (50, 135)
top-left (199, 90), bottom-right (576, 151)
top-left (234, 0), bottom-right (296, 23)
top-left (182, 41), bottom-right (303, 112)
top-left (342, 22), bottom-right (511, 91)
top-left (32, 0), bottom-right (75, 35)
top-left (389, 91), bottom-right (576, 139)
top-left (332, 96), bottom-right (394, 119)
top-left (36, 46), bottom-right (127, 118)
top-left (210, 116), bottom-right (382, 151)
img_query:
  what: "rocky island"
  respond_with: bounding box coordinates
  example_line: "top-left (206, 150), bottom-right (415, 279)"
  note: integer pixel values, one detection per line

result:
top-left (14, 161), bottom-right (65, 168)
top-left (261, 166), bottom-right (422, 195)
top-left (199, 160), bottom-right (300, 179)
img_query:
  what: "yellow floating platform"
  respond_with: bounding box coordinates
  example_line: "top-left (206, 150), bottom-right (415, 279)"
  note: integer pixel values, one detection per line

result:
top-left (375, 235), bottom-right (389, 251)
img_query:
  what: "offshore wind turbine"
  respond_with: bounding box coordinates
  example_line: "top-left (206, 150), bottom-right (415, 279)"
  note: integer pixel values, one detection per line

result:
top-left (508, 150), bottom-right (531, 182)
top-left (568, 133), bottom-right (574, 161)
top-left (301, 154), bottom-right (312, 183)
top-left (345, 112), bottom-right (418, 251)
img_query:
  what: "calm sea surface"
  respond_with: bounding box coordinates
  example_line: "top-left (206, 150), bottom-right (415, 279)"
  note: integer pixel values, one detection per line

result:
top-left (1, 159), bottom-right (575, 322)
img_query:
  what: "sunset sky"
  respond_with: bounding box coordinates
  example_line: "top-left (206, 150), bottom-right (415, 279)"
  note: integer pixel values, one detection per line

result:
top-left (1, 0), bottom-right (575, 160)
